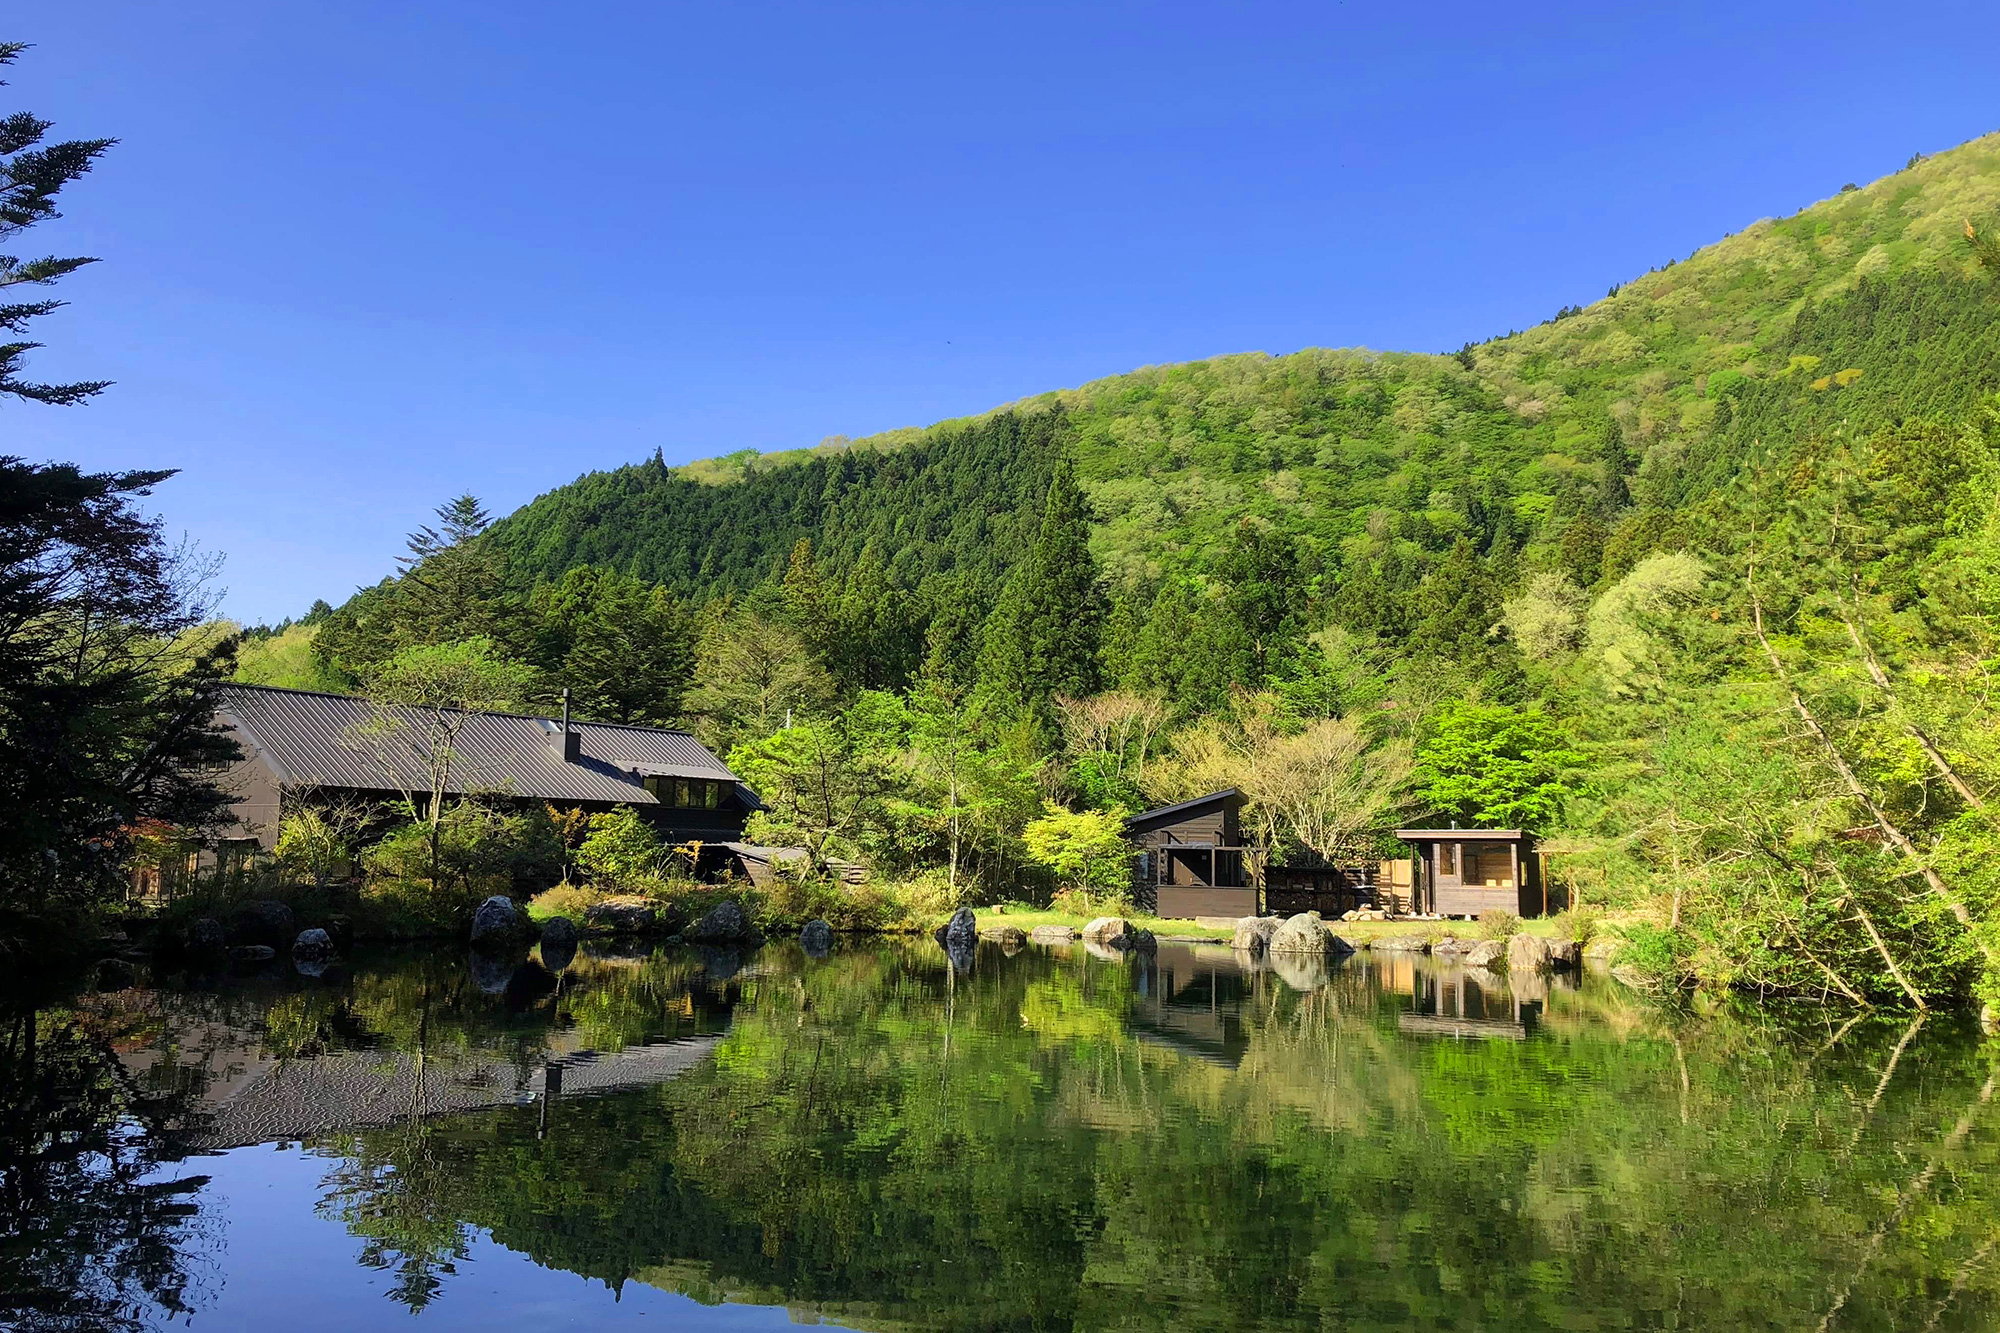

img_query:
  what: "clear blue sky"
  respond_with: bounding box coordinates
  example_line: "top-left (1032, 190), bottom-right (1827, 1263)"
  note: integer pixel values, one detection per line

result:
top-left (12, 2), bottom-right (2000, 623)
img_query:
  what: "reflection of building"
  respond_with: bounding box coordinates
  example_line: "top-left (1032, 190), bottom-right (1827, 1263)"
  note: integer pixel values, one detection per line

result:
top-left (1398, 964), bottom-right (1538, 1040)
top-left (1396, 827), bottom-right (1546, 917)
top-left (1127, 942), bottom-right (1264, 1067)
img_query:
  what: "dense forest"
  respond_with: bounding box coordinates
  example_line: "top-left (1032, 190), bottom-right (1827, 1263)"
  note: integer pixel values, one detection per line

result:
top-left (172, 130), bottom-right (2000, 1008)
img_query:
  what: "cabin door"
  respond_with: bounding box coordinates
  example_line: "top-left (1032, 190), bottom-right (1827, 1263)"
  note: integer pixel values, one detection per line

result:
top-left (1434, 842), bottom-right (1464, 910)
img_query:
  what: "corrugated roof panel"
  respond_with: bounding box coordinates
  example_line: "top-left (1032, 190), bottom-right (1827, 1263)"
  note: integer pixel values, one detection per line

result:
top-left (216, 684), bottom-right (739, 806)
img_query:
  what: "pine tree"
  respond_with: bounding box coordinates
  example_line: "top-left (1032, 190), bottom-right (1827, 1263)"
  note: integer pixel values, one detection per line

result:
top-left (0, 43), bottom-right (115, 406)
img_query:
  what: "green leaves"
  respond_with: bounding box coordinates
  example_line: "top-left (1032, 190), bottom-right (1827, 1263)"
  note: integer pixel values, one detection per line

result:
top-left (1409, 702), bottom-right (1586, 830)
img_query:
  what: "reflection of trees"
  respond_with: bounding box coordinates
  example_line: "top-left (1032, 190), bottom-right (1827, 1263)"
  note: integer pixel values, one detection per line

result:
top-left (0, 1002), bottom-right (217, 1330)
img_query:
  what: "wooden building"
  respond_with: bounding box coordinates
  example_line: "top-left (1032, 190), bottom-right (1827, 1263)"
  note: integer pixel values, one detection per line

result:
top-left (1396, 827), bottom-right (1544, 918)
top-left (1126, 790), bottom-right (1260, 920)
top-left (210, 683), bottom-right (758, 850)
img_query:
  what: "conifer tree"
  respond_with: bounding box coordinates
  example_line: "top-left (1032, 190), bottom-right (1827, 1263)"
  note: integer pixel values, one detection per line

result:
top-left (981, 460), bottom-right (1105, 717)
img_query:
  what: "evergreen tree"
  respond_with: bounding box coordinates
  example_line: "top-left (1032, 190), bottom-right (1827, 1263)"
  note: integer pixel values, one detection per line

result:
top-left (980, 460), bottom-right (1105, 717)
top-left (0, 44), bottom-right (114, 407)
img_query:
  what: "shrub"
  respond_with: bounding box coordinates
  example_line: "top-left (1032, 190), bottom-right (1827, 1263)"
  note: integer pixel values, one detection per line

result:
top-left (1478, 908), bottom-right (1521, 939)
top-left (1554, 904), bottom-right (1603, 944)
top-left (575, 807), bottom-right (666, 886)
top-left (528, 882), bottom-right (614, 924)
top-left (359, 802), bottom-right (563, 895)
top-left (1051, 885), bottom-right (1133, 918)
top-left (1617, 923), bottom-right (1693, 986)
top-left (274, 808), bottom-right (356, 888)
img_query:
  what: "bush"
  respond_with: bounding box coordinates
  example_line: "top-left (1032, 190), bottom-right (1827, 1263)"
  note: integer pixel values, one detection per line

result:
top-left (1617, 922), bottom-right (1693, 985)
top-left (754, 863), bottom-right (893, 932)
top-left (527, 881), bottom-right (614, 924)
top-left (1478, 908), bottom-right (1521, 939)
top-left (359, 802), bottom-right (563, 896)
top-left (1554, 904), bottom-right (1603, 943)
top-left (1051, 885), bottom-right (1133, 918)
top-left (575, 808), bottom-right (669, 886)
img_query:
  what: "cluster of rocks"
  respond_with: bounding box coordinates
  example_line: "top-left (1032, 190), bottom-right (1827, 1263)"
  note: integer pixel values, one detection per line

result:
top-left (1224, 913), bottom-right (1593, 976)
top-left (179, 900), bottom-right (354, 971)
top-left (1081, 917), bottom-right (1158, 954)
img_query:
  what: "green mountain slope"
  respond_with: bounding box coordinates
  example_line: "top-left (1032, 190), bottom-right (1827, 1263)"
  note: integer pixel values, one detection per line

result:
top-left (487, 132), bottom-right (2000, 608)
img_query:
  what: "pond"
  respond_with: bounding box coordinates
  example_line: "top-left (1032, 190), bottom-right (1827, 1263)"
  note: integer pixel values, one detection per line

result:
top-left (4, 935), bottom-right (1998, 1331)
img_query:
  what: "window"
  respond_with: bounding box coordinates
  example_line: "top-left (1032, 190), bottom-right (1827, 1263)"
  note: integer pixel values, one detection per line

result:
top-left (644, 776), bottom-right (726, 808)
top-left (1440, 843), bottom-right (1459, 877)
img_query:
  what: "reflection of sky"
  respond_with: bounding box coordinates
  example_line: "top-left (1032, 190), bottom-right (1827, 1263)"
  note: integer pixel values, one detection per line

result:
top-left (190, 1143), bottom-right (837, 1331)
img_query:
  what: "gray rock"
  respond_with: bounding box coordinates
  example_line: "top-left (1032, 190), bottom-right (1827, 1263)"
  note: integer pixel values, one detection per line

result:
top-left (800, 919), bottom-right (835, 954)
top-left (291, 927), bottom-right (333, 960)
top-left (1231, 916), bottom-right (1282, 955)
top-left (470, 949), bottom-right (515, 993)
top-left (225, 899), bottom-right (296, 948)
top-left (1370, 933), bottom-right (1430, 953)
top-left (541, 916), bottom-right (580, 948)
top-left (582, 897), bottom-right (665, 935)
top-left (1269, 949), bottom-right (1332, 992)
top-left (539, 934), bottom-right (577, 973)
top-left (937, 907), bottom-right (978, 954)
top-left (1268, 912), bottom-right (1334, 955)
top-left (1431, 936), bottom-right (1473, 957)
top-left (228, 944), bottom-right (275, 963)
top-left (1029, 925), bottom-right (1078, 943)
top-left (1326, 933), bottom-right (1357, 955)
top-left (1463, 939), bottom-right (1506, 968)
top-left (185, 917), bottom-right (227, 957)
top-left (1127, 928), bottom-right (1158, 954)
top-left (687, 899), bottom-right (759, 944)
top-left (1548, 938), bottom-right (1583, 970)
top-left (470, 895), bottom-right (531, 949)
top-left (1583, 935), bottom-right (1621, 965)
top-left (981, 924), bottom-right (1028, 948)
top-left (1080, 916), bottom-right (1135, 947)
top-left (1507, 934), bottom-right (1582, 974)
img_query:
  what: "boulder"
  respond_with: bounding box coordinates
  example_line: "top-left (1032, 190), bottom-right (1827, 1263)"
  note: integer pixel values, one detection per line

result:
top-left (1583, 935), bottom-right (1621, 969)
top-left (228, 944), bottom-right (275, 963)
top-left (687, 899), bottom-right (759, 944)
top-left (1030, 925), bottom-right (1078, 943)
top-left (291, 928), bottom-right (333, 961)
top-left (1268, 912), bottom-right (1334, 955)
top-left (1431, 936), bottom-right (1472, 958)
top-left (800, 919), bottom-right (835, 954)
top-left (981, 925), bottom-right (1028, 949)
top-left (1370, 933), bottom-right (1430, 953)
top-left (696, 946), bottom-right (743, 982)
top-left (1506, 932), bottom-right (1553, 973)
top-left (1081, 917), bottom-right (1150, 951)
top-left (1269, 949), bottom-right (1332, 992)
top-left (540, 916), bottom-right (580, 949)
top-left (470, 895), bottom-right (533, 950)
top-left (539, 934), bottom-right (577, 973)
top-left (1548, 938), bottom-right (1582, 970)
top-left (1231, 916), bottom-right (1281, 955)
top-left (582, 897), bottom-right (668, 935)
top-left (932, 906), bottom-right (978, 954)
top-left (184, 917), bottom-right (227, 957)
top-left (225, 899), bottom-right (296, 948)
top-left (1326, 933), bottom-right (1357, 955)
top-left (1340, 909), bottom-right (1361, 922)
top-left (1463, 939), bottom-right (1506, 968)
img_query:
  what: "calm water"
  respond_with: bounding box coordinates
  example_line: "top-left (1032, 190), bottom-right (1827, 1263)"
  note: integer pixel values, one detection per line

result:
top-left (5, 936), bottom-right (1999, 1332)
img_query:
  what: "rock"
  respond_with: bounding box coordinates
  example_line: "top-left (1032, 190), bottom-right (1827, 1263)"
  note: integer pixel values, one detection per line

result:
top-left (293, 954), bottom-right (329, 979)
top-left (1548, 938), bottom-right (1582, 970)
top-left (1507, 932), bottom-right (1553, 973)
top-left (997, 931), bottom-right (1026, 956)
top-left (291, 928), bottom-right (333, 960)
top-left (1431, 937), bottom-right (1472, 957)
top-left (541, 916), bottom-right (580, 948)
top-left (1340, 909), bottom-right (1361, 922)
top-left (1080, 916), bottom-right (1132, 946)
top-left (1128, 928), bottom-right (1158, 954)
top-left (1463, 939), bottom-right (1506, 968)
top-left (1611, 964), bottom-right (1652, 991)
top-left (185, 917), bottom-right (227, 957)
top-left (696, 946), bottom-right (743, 982)
top-left (1231, 916), bottom-right (1281, 955)
top-left (1268, 912), bottom-right (1334, 955)
top-left (935, 907), bottom-right (978, 954)
top-left (1371, 933), bottom-right (1430, 953)
top-left (539, 934), bottom-right (577, 973)
top-left (470, 895), bottom-right (532, 949)
top-left (1583, 935), bottom-right (1621, 965)
top-left (225, 899), bottom-right (296, 948)
top-left (800, 919), bottom-right (835, 954)
top-left (95, 957), bottom-right (137, 990)
top-left (981, 925), bottom-right (1028, 949)
top-left (1326, 933), bottom-right (1357, 955)
top-left (1030, 925), bottom-right (1078, 943)
top-left (582, 897), bottom-right (666, 935)
top-left (470, 949), bottom-right (515, 994)
top-left (687, 899), bottom-right (760, 944)
top-left (321, 914), bottom-right (354, 952)
top-left (228, 944), bottom-right (275, 963)
top-left (1269, 949), bottom-right (1333, 992)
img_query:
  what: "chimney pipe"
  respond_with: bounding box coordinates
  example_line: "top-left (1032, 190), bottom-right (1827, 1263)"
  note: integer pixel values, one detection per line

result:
top-left (556, 688), bottom-right (579, 763)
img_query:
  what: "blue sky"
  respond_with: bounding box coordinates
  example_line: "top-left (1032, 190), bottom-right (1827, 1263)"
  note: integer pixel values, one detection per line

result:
top-left (12, 1), bottom-right (2000, 623)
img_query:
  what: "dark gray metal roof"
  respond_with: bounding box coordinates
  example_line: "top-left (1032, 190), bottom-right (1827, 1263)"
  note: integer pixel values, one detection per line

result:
top-left (1125, 788), bottom-right (1245, 832)
top-left (216, 683), bottom-right (743, 807)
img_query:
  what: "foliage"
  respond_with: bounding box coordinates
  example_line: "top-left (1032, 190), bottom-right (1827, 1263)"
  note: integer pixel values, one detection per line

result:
top-left (574, 806), bottom-right (666, 886)
top-left (1021, 801), bottom-right (1132, 900)
top-left (1410, 701), bottom-right (1586, 829)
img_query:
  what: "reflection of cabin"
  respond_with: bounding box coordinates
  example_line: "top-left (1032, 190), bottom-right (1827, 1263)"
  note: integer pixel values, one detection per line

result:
top-left (1127, 790), bottom-right (1260, 919)
top-left (210, 683), bottom-right (759, 850)
top-left (1397, 964), bottom-right (1539, 1040)
top-left (1397, 827), bottom-right (1544, 917)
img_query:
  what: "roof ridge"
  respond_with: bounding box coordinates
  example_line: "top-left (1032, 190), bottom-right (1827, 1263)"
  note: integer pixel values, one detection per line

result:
top-left (219, 680), bottom-right (705, 741)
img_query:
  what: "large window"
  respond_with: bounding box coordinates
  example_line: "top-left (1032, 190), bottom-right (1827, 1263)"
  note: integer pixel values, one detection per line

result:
top-left (644, 776), bottom-right (725, 809)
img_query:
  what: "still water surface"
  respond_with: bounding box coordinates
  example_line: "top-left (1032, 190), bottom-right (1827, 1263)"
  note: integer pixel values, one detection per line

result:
top-left (6, 936), bottom-right (1999, 1331)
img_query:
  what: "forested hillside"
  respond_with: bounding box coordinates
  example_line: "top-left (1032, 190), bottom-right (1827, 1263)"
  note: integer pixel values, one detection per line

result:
top-left (239, 130), bottom-right (2000, 1009)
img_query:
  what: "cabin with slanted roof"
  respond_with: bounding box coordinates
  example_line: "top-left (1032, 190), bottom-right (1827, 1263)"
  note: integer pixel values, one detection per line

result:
top-left (1396, 827), bottom-right (1545, 918)
top-left (209, 683), bottom-right (759, 853)
top-left (1126, 790), bottom-right (1261, 920)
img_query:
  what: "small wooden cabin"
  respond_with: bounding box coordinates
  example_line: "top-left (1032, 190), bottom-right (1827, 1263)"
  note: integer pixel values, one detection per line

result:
top-left (1396, 827), bottom-right (1544, 918)
top-left (1127, 790), bottom-right (1259, 920)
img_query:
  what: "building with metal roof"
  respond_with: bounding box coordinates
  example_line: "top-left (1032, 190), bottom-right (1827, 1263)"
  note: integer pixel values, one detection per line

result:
top-left (213, 683), bottom-right (757, 848)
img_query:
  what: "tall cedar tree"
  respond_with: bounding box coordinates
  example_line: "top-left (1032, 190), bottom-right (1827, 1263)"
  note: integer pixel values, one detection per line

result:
top-left (982, 459), bottom-right (1105, 717)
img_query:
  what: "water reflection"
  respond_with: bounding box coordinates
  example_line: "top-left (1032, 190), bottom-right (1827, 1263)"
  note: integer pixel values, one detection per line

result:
top-left (7, 938), bottom-right (2000, 1331)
